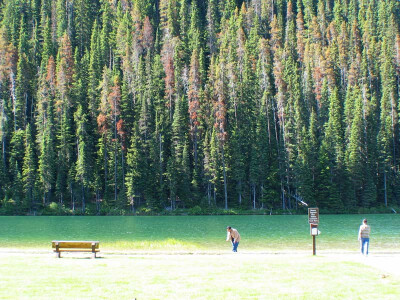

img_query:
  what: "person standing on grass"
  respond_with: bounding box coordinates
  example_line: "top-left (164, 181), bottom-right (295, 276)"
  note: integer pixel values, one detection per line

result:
top-left (226, 226), bottom-right (240, 252)
top-left (358, 219), bottom-right (371, 256)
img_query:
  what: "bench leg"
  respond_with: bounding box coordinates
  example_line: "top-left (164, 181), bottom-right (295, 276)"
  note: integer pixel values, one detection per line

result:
top-left (92, 243), bottom-right (96, 259)
top-left (56, 244), bottom-right (61, 258)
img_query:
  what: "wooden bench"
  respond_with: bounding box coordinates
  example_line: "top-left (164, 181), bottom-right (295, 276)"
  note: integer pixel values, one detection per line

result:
top-left (52, 241), bottom-right (100, 258)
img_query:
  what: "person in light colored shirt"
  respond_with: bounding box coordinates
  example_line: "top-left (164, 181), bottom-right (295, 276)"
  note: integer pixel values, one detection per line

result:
top-left (226, 226), bottom-right (240, 252)
top-left (358, 219), bottom-right (371, 256)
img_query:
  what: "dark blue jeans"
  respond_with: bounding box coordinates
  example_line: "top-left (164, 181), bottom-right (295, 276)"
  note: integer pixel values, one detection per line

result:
top-left (361, 238), bottom-right (369, 255)
top-left (231, 238), bottom-right (239, 252)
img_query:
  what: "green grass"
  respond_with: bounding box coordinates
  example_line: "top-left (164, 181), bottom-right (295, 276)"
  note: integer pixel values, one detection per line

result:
top-left (0, 214), bottom-right (399, 252)
top-left (0, 253), bottom-right (399, 299)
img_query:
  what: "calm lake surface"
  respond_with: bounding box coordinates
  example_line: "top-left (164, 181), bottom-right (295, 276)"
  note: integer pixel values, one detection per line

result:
top-left (1, 214), bottom-right (399, 252)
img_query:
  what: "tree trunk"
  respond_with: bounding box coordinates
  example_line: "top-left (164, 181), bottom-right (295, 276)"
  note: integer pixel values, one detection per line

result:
top-left (71, 185), bottom-right (74, 212)
top-left (194, 128), bottom-right (198, 169)
top-left (272, 102), bottom-right (285, 210)
top-left (238, 180), bottom-right (242, 205)
top-left (2, 137), bottom-right (5, 166)
top-left (96, 190), bottom-right (100, 215)
top-left (221, 147), bottom-right (228, 210)
top-left (159, 133), bottom-right (163, 198)
top-left (253, 184), bottom-right (256, 209)
top-left (384, 171), bottom-right (387, 207)
top-left (24, 92), bottom-right (28, 128)
top-left (391, 98), bottom-right (397, 168)
top-left (213, 183), bottom-right (216, 206)
top-left (114, 112), bottom-right (118, 204)
top-left (261, 184), bottom-right (264, 209)
top-left (207, 181), bottom-right (211, 206)
top-left (10, 72), bottom-right (17, 131)
top-left (104, 138), bottom-right (107, 196)
top-left (121, 143), bottom-right (125, 188)
top-left (81, 184), bottom-right (85, 213)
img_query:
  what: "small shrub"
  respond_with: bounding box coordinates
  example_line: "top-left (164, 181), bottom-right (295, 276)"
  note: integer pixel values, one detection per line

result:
top-left (1, 198), bottom-right (18, 215)
top-left (107, 208), bottom-right (127, 216)
top-left (189, 205), bottom-right (202, 215)
top-left (222, 209), bottom-right (238, 215)
top-left (137, 207), bottom-right (153, 216)
top-left (99, 203), bottom-right (111, 216)
top-left (42, 202), bottom-right (65, 216)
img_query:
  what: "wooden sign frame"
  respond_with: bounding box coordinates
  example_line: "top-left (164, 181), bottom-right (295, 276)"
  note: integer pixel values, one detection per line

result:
top-left (308, 208), bottom-right (319, 224)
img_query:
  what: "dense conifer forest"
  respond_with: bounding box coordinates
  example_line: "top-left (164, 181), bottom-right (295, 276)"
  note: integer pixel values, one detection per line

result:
top-left (0, 0), bottom-right (400, 215)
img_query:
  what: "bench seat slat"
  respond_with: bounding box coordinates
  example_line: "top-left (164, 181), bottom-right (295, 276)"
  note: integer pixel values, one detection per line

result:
top-left (52, 241), bottom-right (99, 249)
top-left (53, 249), bottom-right (100, 252)
top-left (52, 240), bottom-right (100, 258)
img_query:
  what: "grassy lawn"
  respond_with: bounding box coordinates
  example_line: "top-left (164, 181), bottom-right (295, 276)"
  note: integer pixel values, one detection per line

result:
top-left (0, 253), bottom-right (399, 299)
top-left (0, 214), bottom-right (399, 252)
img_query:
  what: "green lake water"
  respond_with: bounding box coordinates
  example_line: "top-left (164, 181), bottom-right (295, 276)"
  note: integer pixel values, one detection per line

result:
top-left (0, 214), bottom-right (399, 252)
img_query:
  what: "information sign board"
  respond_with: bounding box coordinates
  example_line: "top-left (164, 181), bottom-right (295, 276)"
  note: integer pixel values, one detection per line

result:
top-left (308, 208), bottom-right (319, 224)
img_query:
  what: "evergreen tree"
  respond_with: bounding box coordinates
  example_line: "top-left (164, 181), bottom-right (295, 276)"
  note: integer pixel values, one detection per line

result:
top-left (14, 16), bottom-right (33, 130)
top-left (37, 56), bottom-right (57, 204)
top-left (22, 123), bottom-right (36, 212)
top-left (378, 39), bottom-right (399, 207)
top-left (345, 87), bottom-right (364, 208)
top-left (318, 87), bottom-right (345, 211)
top-left (74, 0), bottom-right (93, 53)
top-left (125, 125), bottom-right (144, 212)
top-left (55, 33), bottom-right (76, 206)
top-left (75, 103), bottom-right (93, 212)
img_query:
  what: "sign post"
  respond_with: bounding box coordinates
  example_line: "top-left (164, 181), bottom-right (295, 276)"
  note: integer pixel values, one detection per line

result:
top-left (308, 208), bottom-right (319, 256)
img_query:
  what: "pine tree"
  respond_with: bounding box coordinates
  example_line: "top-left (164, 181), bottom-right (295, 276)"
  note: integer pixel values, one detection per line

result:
top-left (299, 109), bottom-right (319, 207)
top-left (188, 0), bottom-right (202, 54)
top-left (0, 143), bottom-right (7, 200)
top-left (0, 28), bottom-right (15, 200)
top-left (9, 128), bottom-right (25, 179)
top-left (14, 16), bottom-right (33, 130)
top-left (9, 128), bottom-right (25, 211)
top-left (56, 0), bottom-right (68, 39)
top-left (100, 0), bottom-right (114, 67)
top-left (206, 0), bottom-right (220, 55)
top-left (378, 39), bottom-right (399, 207)
top-left (22, 123), bottom-right (36, 212)
top-left (74, 0), bottom-right (94, 53)
top-left (125, 125), bottom-right (144, 212)
top-left (75, 103), bottom-right (93, 213)
top-left (55, 33), bottom-right (75, 206)
top-left (188, 49), bottom-right (201, 169)
top-left (169, 95), bottom-right (190, 208)
top-left (214, 56), bottom-right (228, 209)
top-left (88, 20), bottom-right (102, 118)
top-left (318, 87), bottom-right (345, 211)
top-left (345, 87), bottom-right (364, 208)
top-left (11, 161), bottom-right (24, 213)
top-left (97, 66), bottom-right (112, 204)
top-left (108, 75), bottom-right (123, 207)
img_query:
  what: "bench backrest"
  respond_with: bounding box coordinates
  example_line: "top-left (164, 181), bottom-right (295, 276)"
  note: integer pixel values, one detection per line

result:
top-left (52, 241), bottom-right (99, 249)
